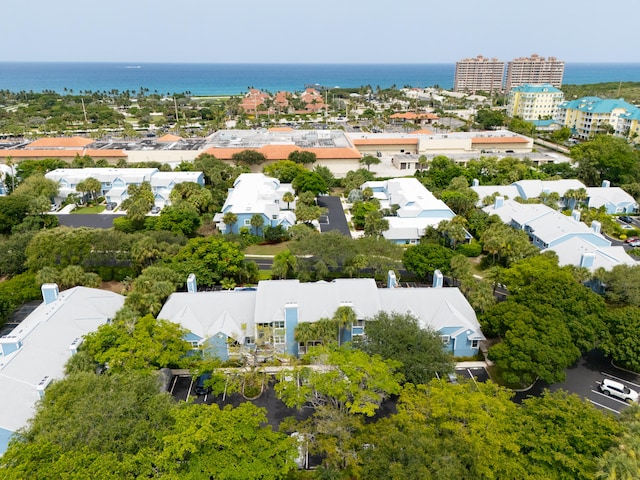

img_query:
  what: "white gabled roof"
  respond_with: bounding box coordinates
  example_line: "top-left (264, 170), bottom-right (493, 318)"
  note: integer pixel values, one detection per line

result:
top-left (586, 186), bottom-right (638, 210)
top-left (222, 173), bottom-right (294, 217)
top-left (158, 290), bottom-right (256, 344)
top-left (483, 199), bottom-right (552, 226)
top-left (383, 217), bottom-right (452, 241)
top-left (472, 185), bottom-right (521, 205)
top-left (0, 287), bottom-right (124, 452)
top-left (363, 178), bottom-right (454, 219)
top-left (545, 238), bottom-right (637, 271)
top-left (158, 279), bottom-right (483, 347)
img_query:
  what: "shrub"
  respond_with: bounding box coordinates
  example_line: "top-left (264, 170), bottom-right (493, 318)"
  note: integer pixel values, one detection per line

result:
top-left (456, 241), bottom-right (483, 257)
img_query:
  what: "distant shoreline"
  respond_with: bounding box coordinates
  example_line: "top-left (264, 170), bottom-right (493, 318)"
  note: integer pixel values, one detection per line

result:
top-left (1, 62), bottom-right (640, 96)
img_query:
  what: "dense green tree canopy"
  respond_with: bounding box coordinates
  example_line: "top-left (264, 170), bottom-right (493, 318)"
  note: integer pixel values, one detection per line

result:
top-left (571, 135), bottom-right (640, 186)
top-left (83, 314), bottom-right (190, 372)
top-left (292, 170), bottom-right (328, 195)
top-left (231, 149), bottom-right (266, 166)
top-left (288, 149), bottom-right (317, 165)
top-left (262, 160), bottom-right (306, 183)
top-left (402, 243), bottom-right (453, 279)
top-left (357, 311), bottom-right (454, 384)
top-left (167, 236), bottom-right (247, 287)
top-left (0, 372), bottom-right (297, 479)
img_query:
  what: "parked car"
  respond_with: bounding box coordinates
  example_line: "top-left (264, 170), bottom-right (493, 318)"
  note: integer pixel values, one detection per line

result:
top-left (150, 206), bottom-right (161, 214)
top-left (625, 236), bottom-right (639, 243)
top-left (600, 378), bottom-right (639, 403)
top-left (195, 372), bottom-right (212, 395)
top-left (619, 215), bottom-right (634, 224)
top-left (105, 202), bottom-right (117, 211)
top-left (629, 240), bottom-right (640, 248)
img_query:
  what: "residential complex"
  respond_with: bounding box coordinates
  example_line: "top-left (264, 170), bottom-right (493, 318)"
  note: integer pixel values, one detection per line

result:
top-left (157, 276), bottom-right (485, 361)
top-left (453, 55), bottom-right (505, 93)
top-left (0, 285), bottom-right (124, 455)
top-left (504, 54), bottom-right (565, 91)
top-left (361, 178), bottom-right (457, 244)
top-left (45, 167), bottom-right (204, 209)
top-left (213, 173), bottom-right (296, 234)
top-left (475, 176), bottom-right (638, 271)
top-left (555, 96), bottom-right (640, 139)
top-left (454, 54), bottom-right (565, 93)
top-left (506, 84), bottom-right (564, 121)
top-left (472, 179), bottom-right (638, 215)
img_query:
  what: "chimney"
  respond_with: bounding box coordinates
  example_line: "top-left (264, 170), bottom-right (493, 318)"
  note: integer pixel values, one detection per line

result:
top-left (433, 270), bottom-right (443, 288)
top-left (580, 253), bottom-right (595, 269)
top-left (387, 270), bottom-right (397, 288)
top-left (494, 196), bottom-right (504, 209)
top-left (41, 283), bottom-right (59, 305)
top-left (591, 220), bottom-right (602, 234)
top-left (69, 337), bottom-right (83, 356)
top-left (187, 274), bottom-right (197, 293)
top-left (602, 180), bottom-right (610, 188)
top-left (472, 178), bottom-right (479, 187)
top-left (571, 210), bottom-right (581, 222)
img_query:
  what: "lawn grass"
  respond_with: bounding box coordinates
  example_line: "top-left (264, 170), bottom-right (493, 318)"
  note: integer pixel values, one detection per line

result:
top-left (71, 205), bottom-right (105, 214)
top-left (244, 241), bottom-right (291, 256)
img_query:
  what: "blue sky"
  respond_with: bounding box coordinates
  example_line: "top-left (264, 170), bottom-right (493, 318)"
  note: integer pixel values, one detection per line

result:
top-left (3, 0), bottom-right (638, 63)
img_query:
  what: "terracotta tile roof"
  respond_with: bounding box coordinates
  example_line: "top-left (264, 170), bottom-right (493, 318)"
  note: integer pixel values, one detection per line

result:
top-left (204, 145), bottom-right (361, 160)
top-left (83, 149), bottom-right (127, 157)
top-left (274, 92), bottom-right (289, 106)
top-left (389, 112), bottom-right (439, 120)
top-left (0, 149), bottom-right (126, 158)
top-left (471, 136), bottom-right (529, 144)
top-left (413, 129), bottom-right (434, 134)
top-left (157, 134), bottom-right (182, 143)
top-left (27, 137), bottom-right (94, 148)
top-left (352, 138), bottom-right (419, 145)
top-left (268, 127), bottom-right (295, 131)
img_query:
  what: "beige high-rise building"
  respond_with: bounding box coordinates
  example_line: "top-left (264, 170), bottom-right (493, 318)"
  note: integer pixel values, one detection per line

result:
top-left (454, 55), bottom-right (505, 93)
top-left (505, 54), bottom-right (564, 91)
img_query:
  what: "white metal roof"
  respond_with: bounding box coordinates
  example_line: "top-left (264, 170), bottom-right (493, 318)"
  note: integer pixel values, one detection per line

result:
top-left (0, 287), bottom-right (124, 453)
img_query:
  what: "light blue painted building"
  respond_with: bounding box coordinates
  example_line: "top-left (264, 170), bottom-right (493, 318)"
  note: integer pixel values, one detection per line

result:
top-left (214, 173), bottom-right (296, 235)
top-left (362, 178), bottom-right (457, 244)
top-left (158, 276), bottom-right (485, 361)
top-left (45, 168), bottom-right (205, 208)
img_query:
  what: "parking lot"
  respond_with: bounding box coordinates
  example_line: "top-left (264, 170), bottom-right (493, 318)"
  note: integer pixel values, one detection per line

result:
top-left (515, 350), bottom-right (640, 414)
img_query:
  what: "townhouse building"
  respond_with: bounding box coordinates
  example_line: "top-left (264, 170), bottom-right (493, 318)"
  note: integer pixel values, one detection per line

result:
top-left (157, 276), bottom-right (485, 361)
top-left (214, 173), bottom-right (296, 234)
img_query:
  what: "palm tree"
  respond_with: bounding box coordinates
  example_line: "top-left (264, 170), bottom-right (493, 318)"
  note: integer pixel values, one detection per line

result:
top-left (222, 212), bottom-right (238, 234)
top-left (250, 213), bottom-right (265, 236)
top-left (332, 306), bottom-right (356, 346)
top-left (282, 191), bottom-right (295, 210)
top-left (272, 250), bottom-right (297, 280)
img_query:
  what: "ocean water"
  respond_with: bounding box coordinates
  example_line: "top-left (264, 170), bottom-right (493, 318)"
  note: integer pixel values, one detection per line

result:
top-left (0, 62), bottom-right (639, 96)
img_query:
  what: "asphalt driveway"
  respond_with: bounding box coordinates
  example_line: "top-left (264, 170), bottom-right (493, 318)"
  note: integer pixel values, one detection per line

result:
top-left (316, 196), bottom-right (350, 236)
top-left (514, 350), bottom-right (640, 414)
top-left (56, 213), bottom-right (125, 228)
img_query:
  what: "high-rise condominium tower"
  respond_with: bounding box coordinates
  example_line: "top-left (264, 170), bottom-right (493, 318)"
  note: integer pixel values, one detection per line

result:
top-left (505, 54), bottom-right (564, 91)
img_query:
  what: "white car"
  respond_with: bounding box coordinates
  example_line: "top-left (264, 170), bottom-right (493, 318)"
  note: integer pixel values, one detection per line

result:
top-left (600, 379), bottom-right (639, 403)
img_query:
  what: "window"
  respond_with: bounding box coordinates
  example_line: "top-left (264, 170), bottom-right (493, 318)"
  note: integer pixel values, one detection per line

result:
top-left (244, 219), bottom-right (251, 226)
top-left (471, 339), bottom-right (479, 349)
top-left (273, 335), bottom-right (285, 344)
top-left (272, 321), bottom-right (285, 329)
top-left (440, 335), bottom-right (450, 345)
top-left (189, 340), bottom-right (199, 348)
